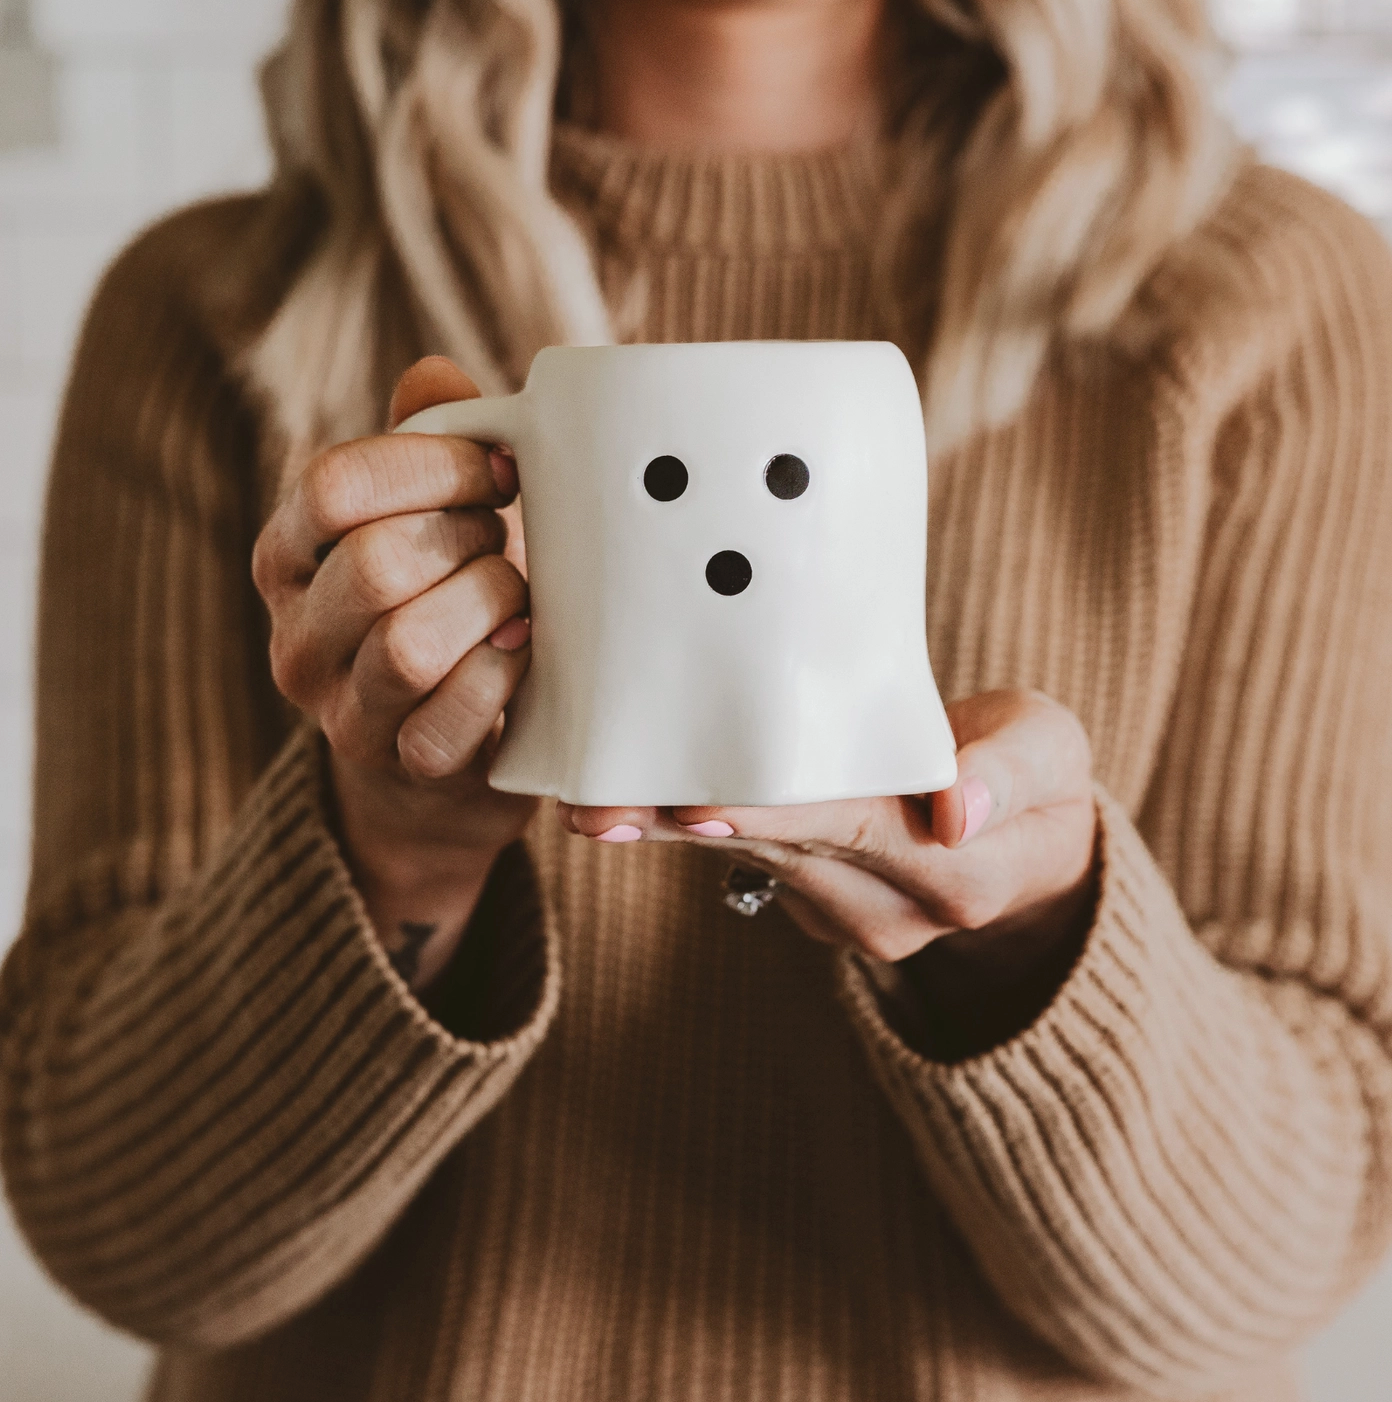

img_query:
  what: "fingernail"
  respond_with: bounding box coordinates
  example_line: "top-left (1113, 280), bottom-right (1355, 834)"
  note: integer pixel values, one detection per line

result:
top-left (595, 825), bottom-right (643, 843)
top-left (489, 447), bottom-right (518, 497)
top-left (489, 616), bottom-right (531, 652)
top-left (960, 776), bottom-right (992, 844)
top-left (682, 820), bottom-right (734, 838)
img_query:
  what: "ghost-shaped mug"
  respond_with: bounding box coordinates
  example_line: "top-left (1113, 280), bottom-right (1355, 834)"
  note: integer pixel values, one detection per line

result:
top-left (394, 340), bottom-right (957, 807)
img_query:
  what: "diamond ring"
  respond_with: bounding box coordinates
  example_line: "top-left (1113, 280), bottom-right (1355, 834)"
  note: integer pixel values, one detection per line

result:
top-left (722, 865), bottom-right (780, 917)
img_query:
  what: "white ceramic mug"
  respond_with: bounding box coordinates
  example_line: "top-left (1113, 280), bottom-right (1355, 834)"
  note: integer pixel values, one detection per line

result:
top-left (395, 341), bottom-right (957, 806)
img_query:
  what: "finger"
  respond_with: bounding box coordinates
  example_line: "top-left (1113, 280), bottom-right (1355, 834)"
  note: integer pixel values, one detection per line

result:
top-left (306, 507), bottom-right (507, 670)
top-left (388, 357), bottom-right (480, 431)
top-left (662, 693), bottom-right (1094, 944)
top-left (388, 356), bottom-right (519, 514)
top-left (718, 812), bottom-right (1078, 946)
top-left (357, 553), bottom-right (528, 707)
top-left (667, 797), bottom-right (947, 906)
top-left (330, 555), bottom-right (528, 758)
top-left (732, 842), bottom-right (944, 962)
top-left (499, 498), bottom-right (528, 579)
top-left (930, 691), bottom-right (1092, 848)
top-left (554, 799), bottom-right (923, 955)
top-left (397, 627), bottom-right (533, 780)
top-left (262, 434), bottom-right (517, 587)
top-left (670, 796), bottom-right (929, 866)
top-left (768, 885), bottom-right (842, 946)
top-left (558, 804), bottom-right (665, 844)
top-left (559, 800), bottom-right (945, 960)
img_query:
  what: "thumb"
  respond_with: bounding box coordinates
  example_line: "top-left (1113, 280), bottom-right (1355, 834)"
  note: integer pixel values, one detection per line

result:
top-left (387, 356), bottom-right (481, 431)
top-left (929, 690), bottom-right (1092, 848)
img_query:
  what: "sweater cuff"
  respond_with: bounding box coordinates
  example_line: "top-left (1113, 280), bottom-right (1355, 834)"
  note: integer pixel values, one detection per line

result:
top-left (6, 722), bottom-right (559, 1345)
top-left (285, 722), bottom-right (559, 1056)
top-left (838, 781), bottom-right (1197, 1085)
top-left (835, 784), bottom-right (1231, 1379)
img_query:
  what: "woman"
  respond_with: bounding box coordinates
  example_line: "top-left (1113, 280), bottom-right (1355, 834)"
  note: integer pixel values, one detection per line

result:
top-left (3, 0), bottom-right (1391, 1397)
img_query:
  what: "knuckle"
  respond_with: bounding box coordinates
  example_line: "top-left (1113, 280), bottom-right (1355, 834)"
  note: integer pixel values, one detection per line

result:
top-left (941, 886), bottom-right (1001, 932)
top-left (376, 613), bottom-right (446, 694)
top-left (300, 448), bottom-right (366, 540)
top-left (319, 714), bottom-right (343, 754)
top-left (1027, 690), bottom-right (1093, 787)
top-left (321, 695), bottom-right (379, 769)
top-left (348, 527), bottom-right (417, 613)
top-left (268, 629), bottom-right (313, 703)
top-left (1063, 708), bottom-right (1094, 770)
top-left (745, 841), bottom-right (802, 883)
top-left (844, 807), bottom-right (886, 859)
top-left (474, 551), bottom-right (527, 611)
top-left (852, 926), bottom-right (894, 961)
top-left (859, 926), bottom-right (915, 963)
top-left (317, 698), bottom-right (353, 760)
top-left (451, 553), bottom-right (528, 637)
top-left (250, 525), bottom-right (279, 597)
top-left (1027, 688), bottom-right (1089, 747)
top-left (446, 507), bottom-right (506, 561)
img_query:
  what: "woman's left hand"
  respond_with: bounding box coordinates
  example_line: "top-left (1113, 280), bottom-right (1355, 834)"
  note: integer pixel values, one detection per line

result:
top-left (557, 689), bottom-right (1098, 964)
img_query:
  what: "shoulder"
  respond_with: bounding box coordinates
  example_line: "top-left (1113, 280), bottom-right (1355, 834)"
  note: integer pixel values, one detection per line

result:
top-left (91, 194), bottom-right (264, 312)
top-left (80, 185), bottom-right (322, 388)
top-left (57, 185), bottom-right (323, 509)
top-left (1201, 161), bottom-right (1389, 280)
top-left (1134, 162), bottom-right (1392, 407)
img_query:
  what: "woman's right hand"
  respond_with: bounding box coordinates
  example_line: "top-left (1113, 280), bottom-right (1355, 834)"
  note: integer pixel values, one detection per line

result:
top-left (252, 357), bottom-right (538, 988)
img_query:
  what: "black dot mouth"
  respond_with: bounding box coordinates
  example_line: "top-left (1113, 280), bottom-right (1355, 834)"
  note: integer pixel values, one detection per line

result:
top-left (706, 550), bottom-right (752, 596)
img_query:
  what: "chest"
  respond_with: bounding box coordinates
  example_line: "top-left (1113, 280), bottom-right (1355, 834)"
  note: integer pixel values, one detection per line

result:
top-left (924, 363), bottom-right (1214, 809)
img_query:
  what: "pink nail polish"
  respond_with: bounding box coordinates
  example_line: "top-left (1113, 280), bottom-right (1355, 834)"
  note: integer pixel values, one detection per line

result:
top-left (489, 447), bottom-right (518, 497)
top-left (960, 776), bottom-right (992, 844)
top-left (489, 616), bottom-right (531, 652)
top-left (595, 825), bottom-right (643, 843)
top-left (682, 820), bottom-right (735, 838)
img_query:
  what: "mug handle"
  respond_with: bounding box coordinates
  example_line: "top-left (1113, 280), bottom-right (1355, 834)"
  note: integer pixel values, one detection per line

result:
top-left (393, 392), bottom-right (527, 446)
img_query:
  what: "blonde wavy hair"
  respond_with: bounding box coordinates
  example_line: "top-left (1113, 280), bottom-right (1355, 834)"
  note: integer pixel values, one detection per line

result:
top-left (245, 0), bottom-right (1237, 473)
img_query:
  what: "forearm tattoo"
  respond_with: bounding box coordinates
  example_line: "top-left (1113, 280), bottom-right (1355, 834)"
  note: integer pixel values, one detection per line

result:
top-left (389, 921), bottom-right (437, 988)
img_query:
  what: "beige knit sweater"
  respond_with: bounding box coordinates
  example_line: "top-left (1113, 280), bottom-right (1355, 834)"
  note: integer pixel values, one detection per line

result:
top-left (3, 127), bottom-right (1392, 1402)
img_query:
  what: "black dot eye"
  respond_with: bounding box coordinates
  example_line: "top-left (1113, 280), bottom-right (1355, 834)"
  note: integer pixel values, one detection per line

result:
top-left (764, 454), bottom-right (809, 500)
top-left (644, 455), bottom-right (688, 501)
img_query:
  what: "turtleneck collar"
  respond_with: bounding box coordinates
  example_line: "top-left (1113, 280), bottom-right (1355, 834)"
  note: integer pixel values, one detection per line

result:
top-left (548, 120), bottom-right (888, 256)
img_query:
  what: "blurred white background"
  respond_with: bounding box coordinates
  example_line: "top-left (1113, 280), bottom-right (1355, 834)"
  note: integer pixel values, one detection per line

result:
top-left (1, 1), bottom-right (1390, 1399)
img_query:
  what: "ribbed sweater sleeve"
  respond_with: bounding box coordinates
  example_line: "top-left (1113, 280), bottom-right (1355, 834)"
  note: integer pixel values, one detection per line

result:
top-left (839, 188), bottom-right (1392, 1395)
top-left (0, 204), bottom-right (559, 1348)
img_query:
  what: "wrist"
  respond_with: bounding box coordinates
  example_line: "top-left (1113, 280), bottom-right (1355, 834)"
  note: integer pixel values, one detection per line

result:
top-left (326, 743), bottom-right (525, 887)
top-left (347, 818), bottom-right (502, 903)
top-left (344, 828), bottom-right (498, 996)
top-left (323, 743), bottom-right (521, 994)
